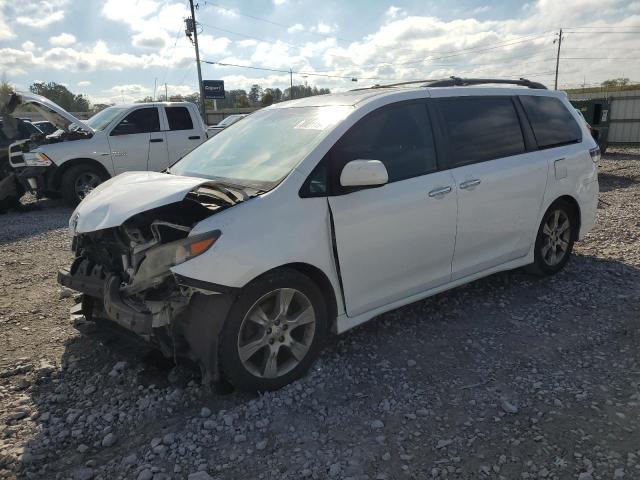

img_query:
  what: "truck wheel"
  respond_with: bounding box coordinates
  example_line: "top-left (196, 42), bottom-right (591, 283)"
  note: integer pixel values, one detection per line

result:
top-left (61, 164), bottom-right (106, 205)
top-left (219, 269), bottom-right (328, 392)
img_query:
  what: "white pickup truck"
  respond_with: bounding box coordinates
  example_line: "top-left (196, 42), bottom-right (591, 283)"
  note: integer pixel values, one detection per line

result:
top-left (8, 93), bottom-right (209, 205)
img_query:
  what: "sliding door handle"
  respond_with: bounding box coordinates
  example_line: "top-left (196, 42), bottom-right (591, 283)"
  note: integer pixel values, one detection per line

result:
top-left (428, 186), bottom-right (452, 198)
top-left (459, 179), bottom-right (481, 189)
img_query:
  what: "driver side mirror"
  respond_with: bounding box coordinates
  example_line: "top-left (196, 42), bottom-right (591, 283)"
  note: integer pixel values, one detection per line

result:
top-left (340, 159), bottom-right (388, 188)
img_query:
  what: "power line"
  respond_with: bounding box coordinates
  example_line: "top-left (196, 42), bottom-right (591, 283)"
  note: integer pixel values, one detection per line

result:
top-left (199, 0), bottom-right (354, 45)
top-left (200, 59), bottom-right (384, 81)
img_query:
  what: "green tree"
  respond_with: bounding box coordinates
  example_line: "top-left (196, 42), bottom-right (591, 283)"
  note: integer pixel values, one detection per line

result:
top-left (248, 84), bottom-right (263, 106)
top-left (29, 82), bottom-right (90, 111)
top-left (261, 90), bottom-right (274, 106)
top-left (601, 78), bottom-right (630, 88)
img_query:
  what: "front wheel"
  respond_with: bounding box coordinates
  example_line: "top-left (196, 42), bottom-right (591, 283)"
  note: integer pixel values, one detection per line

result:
top-left (219, 269), bottom-right (328, 392)
top-left (527, 200), bottom-right (576, 276)
top-left (61, 164), bottom-right (107, 206)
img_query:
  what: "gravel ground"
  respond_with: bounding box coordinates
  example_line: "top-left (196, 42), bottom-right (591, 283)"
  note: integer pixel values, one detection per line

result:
top-left (1, 150), bottom-right (639, 480)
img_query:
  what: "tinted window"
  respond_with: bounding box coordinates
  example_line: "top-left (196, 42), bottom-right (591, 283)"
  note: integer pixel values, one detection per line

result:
top-left (520, 95), bottom-right (582, 148)
top-left (438, 97), bottom-right (525, 167)
top-left (112, 108), bottom-right (160, 135)
top-left (332, 102), bottom-right (437, 184)
top-left (165, 107), bottom-right (193, 131)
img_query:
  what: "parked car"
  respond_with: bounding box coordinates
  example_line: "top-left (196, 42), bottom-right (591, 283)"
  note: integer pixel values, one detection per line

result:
top-left (58, 78), bottom-right (599, 392)
top-left (0, 118), bottom-right (41, 212)
top-left (206, 114), bottom-right (246, 137)
top-left (32, 120), bottom-right (58, 135)
top-left (7, 92), bottom-right (210, 204)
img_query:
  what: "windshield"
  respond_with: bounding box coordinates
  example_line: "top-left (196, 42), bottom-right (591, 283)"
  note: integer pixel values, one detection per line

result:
top-left (85, 106), bottom-right (128, 131)
top-left (217, 115), bottom-right (243, 127)
top-left (171, 105), bottom-right (351, 186)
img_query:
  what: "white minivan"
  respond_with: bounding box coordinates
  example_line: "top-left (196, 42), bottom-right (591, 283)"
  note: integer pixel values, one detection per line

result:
top-left (59, 78), bottom-right (599, 391)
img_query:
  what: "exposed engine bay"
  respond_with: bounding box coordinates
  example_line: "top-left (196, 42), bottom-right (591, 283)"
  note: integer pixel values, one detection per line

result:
top-left (59, 182), bottom-right (257, 384)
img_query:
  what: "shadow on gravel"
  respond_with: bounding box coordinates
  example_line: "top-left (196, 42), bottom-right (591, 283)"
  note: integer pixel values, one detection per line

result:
top-left (12, 253), bottom-right (640, 479)
top-left (0, 198), bottom-right (72, 245)
top-left (598, 171), bottom-right (639, 193)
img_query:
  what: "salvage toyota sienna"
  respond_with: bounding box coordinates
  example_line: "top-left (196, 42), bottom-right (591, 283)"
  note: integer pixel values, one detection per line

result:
top-left (59, 78), bottom-right (599, 392)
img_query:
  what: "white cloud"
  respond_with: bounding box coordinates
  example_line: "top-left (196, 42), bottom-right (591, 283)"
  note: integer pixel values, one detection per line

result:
top-left (14, 1), bottom-right (68, 28)
top-left (78, 81), bottom-right (91, 87)
top-left (386, 6), bottom-right (406, 19)
top-left (273, 0), bottom-right (287, 5)
top-left (237, 39), bottom-right (258, 48)
top-left (315, 22), bottom-right (336, 34)
top-left (49, 33), bottom-right (76, 47)
top-left (471, 6), bottom-right (491, 14)
top-left (288, 23), bottom-right (304, 33)
top-left (0, 8), bottom-right (14, 41)
top-left (22, 41), bottom-right (36, 51)
top-left (132, 31), bottom-right (168, 49)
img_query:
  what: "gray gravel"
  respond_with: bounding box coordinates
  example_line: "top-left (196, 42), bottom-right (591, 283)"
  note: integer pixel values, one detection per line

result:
top-left (1, 150), bottom-right (640, 479)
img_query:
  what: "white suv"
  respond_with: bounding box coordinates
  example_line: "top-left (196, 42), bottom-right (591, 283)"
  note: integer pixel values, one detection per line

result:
top-left (59, 78), bottom-right (599, 391)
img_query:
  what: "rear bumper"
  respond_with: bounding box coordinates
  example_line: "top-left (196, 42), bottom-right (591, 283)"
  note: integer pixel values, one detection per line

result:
top-left (578, 178), bottom-right (599, 240)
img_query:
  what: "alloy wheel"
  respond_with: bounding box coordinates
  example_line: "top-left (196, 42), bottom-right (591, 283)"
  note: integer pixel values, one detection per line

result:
top-left (74, 172), bottom-right (102, 200)
top-left (237, 288), bottom-right (316, 379)
top-left (541, 209), bottom-right (571, 267)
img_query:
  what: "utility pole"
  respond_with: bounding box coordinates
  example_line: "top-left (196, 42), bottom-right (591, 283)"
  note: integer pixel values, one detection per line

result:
top-left (153, 77), bottom-right (157, 101)
top-left (289, 68), bottom-right (293, 100)
top-left (554, 28), bottom-right (563, 90)
top-left (165, 82), bottom-right (168, 101)
top-left (188, 0), bottom-right (206, 119)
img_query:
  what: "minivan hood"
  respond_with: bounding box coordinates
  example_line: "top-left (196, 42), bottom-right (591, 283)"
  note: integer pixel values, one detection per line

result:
top-left (12, 92), bottom-right (92, 133)
top-left (72, 172), bottom-right (211, 234)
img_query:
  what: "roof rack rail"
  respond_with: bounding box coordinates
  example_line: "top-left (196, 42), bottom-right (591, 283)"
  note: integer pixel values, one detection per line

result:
top-left (426, 77), bottom-right (547, 90)
top-left (350, 79), bottom-right (440, 91)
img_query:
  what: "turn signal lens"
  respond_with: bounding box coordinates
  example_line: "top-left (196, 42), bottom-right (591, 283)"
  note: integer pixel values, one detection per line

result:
top-left (189, 238), bottom-right (215, 256)
top-left (24, 152), bottom-right (52, 166)
top-left (174, 231), bottom-right (221, 265)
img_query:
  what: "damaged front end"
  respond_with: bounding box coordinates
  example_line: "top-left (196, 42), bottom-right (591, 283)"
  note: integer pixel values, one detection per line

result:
top-left (58, 183), bottom-right (253, 383)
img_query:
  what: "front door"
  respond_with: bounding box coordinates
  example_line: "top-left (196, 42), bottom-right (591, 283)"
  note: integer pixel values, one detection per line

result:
top-left (108, 107), bottom-right (168, 174)
top-left (434, 96), bottom-right (548, 280)
top-left (327, 100), bottom-right (458, 317)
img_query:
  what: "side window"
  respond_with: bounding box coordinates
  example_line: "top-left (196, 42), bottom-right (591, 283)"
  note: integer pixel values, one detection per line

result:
top-left (331, 102), bottom-right (437, 185)
top-left (438, 97), bottom-right (525, 167)
top-left (165, 107), bottom-right (194, 131)
top-left (520, 95), bottom-right (582, 149)
top-left (111, 108), bottom-right (160, 136)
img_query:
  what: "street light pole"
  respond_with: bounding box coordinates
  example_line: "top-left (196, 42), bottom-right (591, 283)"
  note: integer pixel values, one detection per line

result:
top-left (189, 0), bottom-right (206, 120)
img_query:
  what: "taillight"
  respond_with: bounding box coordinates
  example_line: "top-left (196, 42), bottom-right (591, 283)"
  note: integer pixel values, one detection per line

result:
top-left (589, 147), bottom-right (601, 163)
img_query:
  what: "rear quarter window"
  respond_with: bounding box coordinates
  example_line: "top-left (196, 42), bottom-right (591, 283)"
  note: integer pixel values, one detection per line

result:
top-left (165, 107), bottom-right (194, 131)
top-left (519, 95), bottom-right (582, 149)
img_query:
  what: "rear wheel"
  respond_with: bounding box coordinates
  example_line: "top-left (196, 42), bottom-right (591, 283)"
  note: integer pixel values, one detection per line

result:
top-left (61, 164), bottom-right (107, 205)
top-left (527, 200), bottom-right (576, 276)
top-left (219, 269), bottom-right (327, 392)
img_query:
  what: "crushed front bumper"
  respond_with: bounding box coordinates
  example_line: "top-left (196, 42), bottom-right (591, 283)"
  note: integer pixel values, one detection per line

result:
top-left (57, 258), bottom-right (237, 384)
top-left (12, 165), bottom-right (55, 198)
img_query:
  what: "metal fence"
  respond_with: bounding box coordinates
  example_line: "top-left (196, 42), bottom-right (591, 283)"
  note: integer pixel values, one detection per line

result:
top-left (567, 90), bottom-right (640, 145)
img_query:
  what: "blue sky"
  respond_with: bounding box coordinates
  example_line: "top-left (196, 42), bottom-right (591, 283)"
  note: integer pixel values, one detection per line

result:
top-left (1, 0), bottom-right (639, 104)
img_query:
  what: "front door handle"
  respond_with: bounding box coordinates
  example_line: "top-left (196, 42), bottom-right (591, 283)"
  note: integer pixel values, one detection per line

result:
top-left (188, 135), bottom-right (201, 140)
top-left (428, 186), bottom-right (452, 198)
top-left (150, 138), bottom-right (164, 143)
top-left (459, 179), bottom-right (481, 189)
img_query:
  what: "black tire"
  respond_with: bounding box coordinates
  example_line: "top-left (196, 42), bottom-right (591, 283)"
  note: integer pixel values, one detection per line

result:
top-left (60, 164), bottom-right (107, 206)
top-left (219, 269), bottom-right (328, 392)
top-left (527, 200), bottom-right (577, 276)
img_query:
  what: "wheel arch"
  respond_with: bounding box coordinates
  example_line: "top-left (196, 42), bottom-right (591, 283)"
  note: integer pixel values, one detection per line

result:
top-left (248, 262), bottom-right (339, 333)
top-left (550, 194), bottom-right (581, 241)
top-left (51, 158), bottom-right (111, 190)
